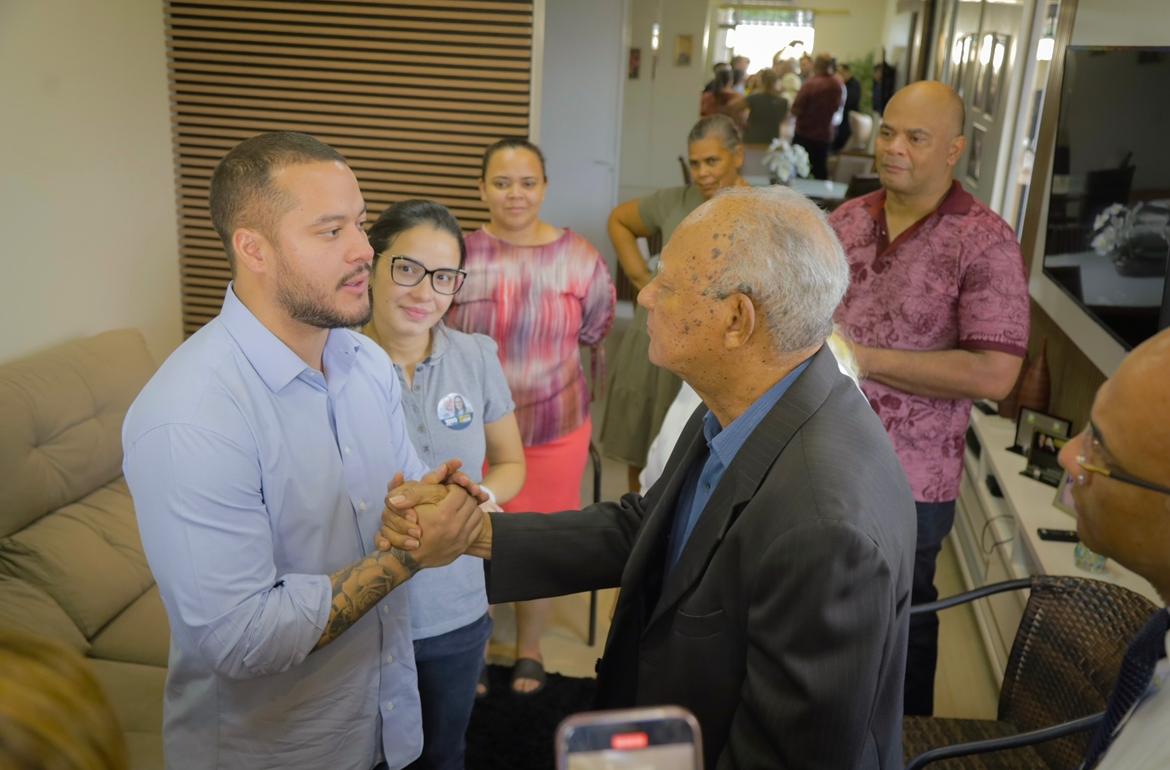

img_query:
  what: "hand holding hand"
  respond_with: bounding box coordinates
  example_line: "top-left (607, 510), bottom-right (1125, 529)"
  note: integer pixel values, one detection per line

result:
top-left (376, 473), bottom-right (483, 568)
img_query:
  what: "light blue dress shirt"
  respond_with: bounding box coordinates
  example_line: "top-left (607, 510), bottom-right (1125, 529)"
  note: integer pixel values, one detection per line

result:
top-left (123, 286), bottom-right (430, 770)
top-left (668, 360), bottom-right (811, 567)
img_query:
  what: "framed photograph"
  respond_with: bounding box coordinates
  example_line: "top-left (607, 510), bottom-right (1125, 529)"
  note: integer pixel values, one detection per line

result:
top-left (628, 47), bottom-right (641, 79)
top-left (1022, 430), bottom-right (1067, 487)
top-left (1010, 407), bottom-right (1072, 455)
top-left (1052, 469), bottom-right (1077, 516)
top-left (674, 34), bottom-right (693, 66)
top-left (967, 125), bottom-right (984, 183)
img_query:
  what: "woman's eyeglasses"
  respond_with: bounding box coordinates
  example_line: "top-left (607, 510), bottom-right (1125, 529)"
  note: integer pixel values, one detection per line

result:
top-left (388, 256), bottom-right (466, 295)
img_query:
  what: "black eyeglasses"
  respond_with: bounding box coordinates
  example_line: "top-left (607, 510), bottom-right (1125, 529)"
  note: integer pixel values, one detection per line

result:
top-left (388, 256), bottom-right (466, 296)
top-left (1076, 420), bottom-right (1170, 496)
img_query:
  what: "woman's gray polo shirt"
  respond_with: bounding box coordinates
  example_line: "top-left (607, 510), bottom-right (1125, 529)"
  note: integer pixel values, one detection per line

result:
top-left (395, 323), bottom-right (515, 639)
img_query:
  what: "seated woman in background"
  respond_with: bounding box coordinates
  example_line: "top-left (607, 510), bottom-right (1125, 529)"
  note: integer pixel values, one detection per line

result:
top-left (743, 67), bottom-right (789, 145)
top-left (600, 114), bottom-right (748, 491)
top-left (0, 631), bottom-right (127, 770)
top-left (361, 199), bottom-right (525, 769)
top-left (448, 138), bottom-right (615, 695)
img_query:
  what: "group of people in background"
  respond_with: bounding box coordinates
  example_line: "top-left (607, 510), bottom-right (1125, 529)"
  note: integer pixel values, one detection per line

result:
top-left (10, 56), bottom-right (1169, 770)
top-left (700, 48), bottom-right (869, 179)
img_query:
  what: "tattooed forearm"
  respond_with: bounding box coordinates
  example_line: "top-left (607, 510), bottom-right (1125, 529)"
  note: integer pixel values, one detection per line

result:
top-left (390, 547), bottom-right (422, 576)
top-left (313, 551), bottom-right (413, 651)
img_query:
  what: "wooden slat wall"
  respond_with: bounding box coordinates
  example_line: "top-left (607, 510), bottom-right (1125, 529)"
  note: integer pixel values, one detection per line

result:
top-left (165, 0), bottom-right (535, 334)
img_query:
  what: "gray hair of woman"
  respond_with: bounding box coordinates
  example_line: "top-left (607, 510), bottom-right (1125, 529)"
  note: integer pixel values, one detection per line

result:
top-left (687, 114), bottom-right (743, 153)
top-left (705, 185), bottom-right (851, 355)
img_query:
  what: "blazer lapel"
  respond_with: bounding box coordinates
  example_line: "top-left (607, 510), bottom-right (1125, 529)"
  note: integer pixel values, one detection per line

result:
top-left (644, 345), bottom-right (843, 632)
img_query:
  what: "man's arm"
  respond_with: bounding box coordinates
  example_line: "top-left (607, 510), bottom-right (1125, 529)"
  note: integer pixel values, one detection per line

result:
top-left (851, 344), bottom-right (1023, 401)
top-left (719, 521), bottom-right (898, 769)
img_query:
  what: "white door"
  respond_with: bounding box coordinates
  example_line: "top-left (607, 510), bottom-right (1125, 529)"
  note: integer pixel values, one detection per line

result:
top-left (536, 0), bottom-right (626, 269)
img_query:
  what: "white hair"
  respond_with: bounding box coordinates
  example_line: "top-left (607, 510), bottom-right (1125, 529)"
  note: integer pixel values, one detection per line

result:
top-left (703, 185), bottom-right (850, 353)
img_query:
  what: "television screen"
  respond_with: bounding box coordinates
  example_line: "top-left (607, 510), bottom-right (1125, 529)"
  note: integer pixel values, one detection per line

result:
top-left (1041, 46), bottom-right (1170, 350)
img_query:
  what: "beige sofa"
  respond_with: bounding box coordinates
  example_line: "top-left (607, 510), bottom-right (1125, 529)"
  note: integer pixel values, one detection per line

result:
top-left (0, 329), bottom-right (167, 769)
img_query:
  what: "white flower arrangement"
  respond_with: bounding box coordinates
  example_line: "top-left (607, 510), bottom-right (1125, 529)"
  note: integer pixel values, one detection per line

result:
top-left (762, 138), bottom-right (811, 184)
top-left (1090, 203), bottom-right (1128, 256)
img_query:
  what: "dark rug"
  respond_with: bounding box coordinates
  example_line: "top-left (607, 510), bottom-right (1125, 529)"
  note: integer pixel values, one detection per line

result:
top-left (466, 664), bottom-right (598, 770)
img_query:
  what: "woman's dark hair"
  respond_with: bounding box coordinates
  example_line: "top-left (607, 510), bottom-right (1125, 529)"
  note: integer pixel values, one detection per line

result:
top-left (366, 199), bottom-right (467, 271)
top-left (713, 67), bottom-right (734, 91)
top-left (480, 137), bottom-right (548, 181)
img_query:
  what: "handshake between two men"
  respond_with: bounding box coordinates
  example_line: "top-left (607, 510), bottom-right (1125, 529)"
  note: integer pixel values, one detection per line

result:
top-left (375, 459), bottom-right (494, 571)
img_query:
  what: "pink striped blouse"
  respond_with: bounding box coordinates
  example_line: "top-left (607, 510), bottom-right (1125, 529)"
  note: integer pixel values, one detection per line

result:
top-left (447, 228), bottom-right (616, 447)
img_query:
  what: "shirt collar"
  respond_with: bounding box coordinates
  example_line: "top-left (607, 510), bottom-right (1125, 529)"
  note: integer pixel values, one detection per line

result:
top-left (863, 179), bottom-right (972, 223)
top-left (427, 323), bottom-right (451, 363)
top-left (219, 283), bottom-right (361, 393)
top-left (702, 358), bottom-right (813, 468)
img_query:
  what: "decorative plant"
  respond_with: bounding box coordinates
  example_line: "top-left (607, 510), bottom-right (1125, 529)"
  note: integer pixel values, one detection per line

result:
top-left (1090, 203), bottom-right (1128, 256)
top-left (762, 138), bottom-right (811, 184)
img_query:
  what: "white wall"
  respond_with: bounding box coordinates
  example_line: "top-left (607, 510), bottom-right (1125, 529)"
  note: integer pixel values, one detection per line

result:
top-left (537, 0), bottom-right (626, 269)
top-left (0, 0), bottom-right (181, 365)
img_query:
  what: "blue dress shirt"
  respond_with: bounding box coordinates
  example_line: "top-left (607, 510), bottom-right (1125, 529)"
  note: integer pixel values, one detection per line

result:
top-left (668, 360), bottom-right (811, 567)
top-left (123, 286), bottom-right (430, 770)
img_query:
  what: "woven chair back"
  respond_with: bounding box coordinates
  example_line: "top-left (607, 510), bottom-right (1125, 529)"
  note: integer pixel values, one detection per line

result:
top-left (998, 574), bottom-right (1157, 768)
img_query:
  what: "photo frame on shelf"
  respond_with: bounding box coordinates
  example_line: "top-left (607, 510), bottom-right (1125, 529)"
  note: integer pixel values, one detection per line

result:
top-left (1010, 407), bottom-right (1072, 455)
top-left (967, 125), bottom-right (984, 183)
top-left (1022, 430), bottom-right (1067, 487)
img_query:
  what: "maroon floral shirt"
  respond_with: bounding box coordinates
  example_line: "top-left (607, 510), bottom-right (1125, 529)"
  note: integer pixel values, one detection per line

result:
top-left (830, 182), bottom-right (1029, 502)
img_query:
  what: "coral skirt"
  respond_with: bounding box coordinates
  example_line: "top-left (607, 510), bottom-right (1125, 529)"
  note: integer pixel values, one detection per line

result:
top-left (501, 418), bottom-right (592, 514)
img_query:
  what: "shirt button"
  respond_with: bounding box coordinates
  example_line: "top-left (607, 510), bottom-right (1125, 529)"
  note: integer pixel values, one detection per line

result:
top-left (385, 653), bottom-right (394, 665)
top-left (381, 605), bottom-right (390, 614)
top-left (417, 425), bottom-right (425, 433)
top-left (343, 445), bottom-right (351, 455)
top-left (383, 701), bottom-right (395, 712)
top-left (358, 501), bottom-right (368, 512)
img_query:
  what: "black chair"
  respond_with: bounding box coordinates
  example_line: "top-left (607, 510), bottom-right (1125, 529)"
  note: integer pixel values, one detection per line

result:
top-left (903, 574), bottom-right (1157, 769)
top-left (584, 442), bottom-right (603, 646)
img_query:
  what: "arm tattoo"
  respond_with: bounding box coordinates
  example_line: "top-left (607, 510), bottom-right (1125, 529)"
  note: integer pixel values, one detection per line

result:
top-left (390, 547), bottom-right (422, 576)
top-left (313, 551), bottom-right (413, 651)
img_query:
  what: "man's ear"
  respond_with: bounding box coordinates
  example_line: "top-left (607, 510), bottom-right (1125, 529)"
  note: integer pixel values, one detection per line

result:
top-left (232, 226), bottom-right (272, 276)
top-left (946, 134), bottom-right (967, 169)
top-left (723, 293), bottom-right (757, 350)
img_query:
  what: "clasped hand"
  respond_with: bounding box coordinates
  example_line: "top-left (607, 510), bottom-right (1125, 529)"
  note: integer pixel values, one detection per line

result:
top-left (374, 460), bottom-right (489, 568)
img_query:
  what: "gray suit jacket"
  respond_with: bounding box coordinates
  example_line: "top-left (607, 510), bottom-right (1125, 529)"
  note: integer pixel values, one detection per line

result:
top-left (487, 345), bottom-right (915, 769)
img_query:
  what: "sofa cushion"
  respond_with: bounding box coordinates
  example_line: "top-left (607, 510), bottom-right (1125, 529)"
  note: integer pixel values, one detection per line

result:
top-left (0, 329), bottom-right (155, 537)
top-left (0, 478), bottom-right (153, 637)
top-left (90, 585), bottom-right (170, 668)
top-left (0, 574), bottom-right (90, 654)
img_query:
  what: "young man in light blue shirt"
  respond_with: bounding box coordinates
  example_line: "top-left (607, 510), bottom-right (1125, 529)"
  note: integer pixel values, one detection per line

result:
top-left (122, 132), bottom-right (484, 770)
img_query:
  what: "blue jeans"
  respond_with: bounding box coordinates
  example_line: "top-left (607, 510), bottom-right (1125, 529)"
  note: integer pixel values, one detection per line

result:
top-left (904, 500), bottom-right (956, 716)
top-left (407, 613), bottom-right (493, 770)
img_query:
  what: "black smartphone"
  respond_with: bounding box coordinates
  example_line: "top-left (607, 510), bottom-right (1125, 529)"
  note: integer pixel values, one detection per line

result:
top-left (1037, 527), bottom-right (1079, 543)
top-left (556, 706), bottom-right (703, 769)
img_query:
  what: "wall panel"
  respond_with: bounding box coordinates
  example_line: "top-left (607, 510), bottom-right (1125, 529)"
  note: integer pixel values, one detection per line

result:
top-left (166, 0), bottom-right (534, 334)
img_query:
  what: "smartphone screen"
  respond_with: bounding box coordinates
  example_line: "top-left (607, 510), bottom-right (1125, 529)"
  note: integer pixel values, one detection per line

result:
top-left (556, 707), bottom-right (703, 770)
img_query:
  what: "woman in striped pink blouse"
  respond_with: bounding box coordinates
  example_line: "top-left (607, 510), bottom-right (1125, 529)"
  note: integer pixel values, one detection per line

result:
top-left (447, 138), bottom-right (616, 694)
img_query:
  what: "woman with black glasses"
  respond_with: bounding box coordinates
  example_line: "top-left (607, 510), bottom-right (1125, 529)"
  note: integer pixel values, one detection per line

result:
top-left (362, 199), bottom-right (525, 770)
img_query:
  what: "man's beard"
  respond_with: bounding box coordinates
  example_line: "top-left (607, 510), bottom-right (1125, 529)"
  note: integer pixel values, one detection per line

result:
top-left (276, 261), bottom-right (371, 329)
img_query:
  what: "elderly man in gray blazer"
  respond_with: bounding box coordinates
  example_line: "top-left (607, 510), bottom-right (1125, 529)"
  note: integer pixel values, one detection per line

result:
top-left (384, 185), bottom-right (916, 769)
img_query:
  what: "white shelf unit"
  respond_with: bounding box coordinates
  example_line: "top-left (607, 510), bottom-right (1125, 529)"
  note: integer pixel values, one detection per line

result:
top-left (951, 406), bottom-right (1159, 680)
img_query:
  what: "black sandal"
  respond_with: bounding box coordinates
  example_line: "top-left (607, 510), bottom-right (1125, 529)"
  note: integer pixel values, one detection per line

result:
top-left (511, 657), bottom-right (546, 696)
